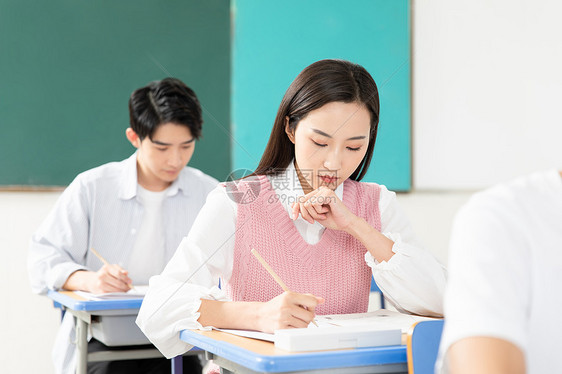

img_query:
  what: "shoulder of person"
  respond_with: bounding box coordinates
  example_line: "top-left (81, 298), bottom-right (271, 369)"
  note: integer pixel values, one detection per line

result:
top-left (67, 158), bottom-right (129, 191)
top-left (467, 171), bottom-right (553, 212)
top-left (456, 173), bottom-right (552, 232)
top-left (180, 166), bottom-right (219, 190)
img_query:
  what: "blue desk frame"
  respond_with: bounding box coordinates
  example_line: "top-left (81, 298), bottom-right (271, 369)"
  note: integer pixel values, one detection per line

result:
top-left (180, 329), bottom-right (408, 374)
top-left (48, 291), bottom-right (189, 374)
top-left (49, 290), bottom-right (144, 311)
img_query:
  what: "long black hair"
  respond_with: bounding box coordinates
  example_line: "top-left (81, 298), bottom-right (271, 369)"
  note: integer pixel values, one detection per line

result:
top-left (254, 59), bottom-right (380, 181)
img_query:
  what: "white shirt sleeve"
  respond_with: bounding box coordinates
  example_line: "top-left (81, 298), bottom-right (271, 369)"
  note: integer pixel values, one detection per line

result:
top-left (364, 185), bottom-right (447, 317)
top-left (136, 185), bottom-right (238, 358)
top-left (28, 177), bottom-right (90, 294)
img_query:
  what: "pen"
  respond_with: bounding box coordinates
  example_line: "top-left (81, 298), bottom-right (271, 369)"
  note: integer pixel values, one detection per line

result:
top-left (90, 247), bottom-right (109, 266)
top-left (251, 248), bottom-right (318, 327)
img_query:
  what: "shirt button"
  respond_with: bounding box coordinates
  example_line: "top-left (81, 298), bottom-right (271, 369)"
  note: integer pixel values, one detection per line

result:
top-left (131, 229), bottom-right (137, 235)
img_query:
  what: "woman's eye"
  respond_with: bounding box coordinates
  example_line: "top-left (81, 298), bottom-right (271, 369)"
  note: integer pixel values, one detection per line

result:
top-left (347, 146), bottom-right (361, 151)
top-left (312, 140), bottom-right (327, 147)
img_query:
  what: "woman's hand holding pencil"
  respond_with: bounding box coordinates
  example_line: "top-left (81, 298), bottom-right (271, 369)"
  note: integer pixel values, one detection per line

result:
top-left (251, 249), bottom-right (324, 332)
top-left (255, 292), bottom-right (324, 333)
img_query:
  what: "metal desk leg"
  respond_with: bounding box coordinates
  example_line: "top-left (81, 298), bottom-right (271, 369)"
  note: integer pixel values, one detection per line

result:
top-left (75, 315), bottom-right (88, 374)
top-left (171, 355), bottom-right (183, 374)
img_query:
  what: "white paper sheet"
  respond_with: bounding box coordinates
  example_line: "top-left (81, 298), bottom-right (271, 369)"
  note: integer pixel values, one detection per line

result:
top-left (74, 285), bottom-right (148, 300)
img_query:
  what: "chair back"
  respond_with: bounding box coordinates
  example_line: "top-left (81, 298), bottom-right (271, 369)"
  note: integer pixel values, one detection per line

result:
top-left (370, 276), bottom-right (385, 309)
top-left (407, 320), bottom-right (444, 374)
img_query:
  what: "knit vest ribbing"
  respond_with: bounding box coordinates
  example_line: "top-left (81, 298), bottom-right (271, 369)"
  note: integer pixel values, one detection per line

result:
top-left (225, 176), bottom-right (381, 315)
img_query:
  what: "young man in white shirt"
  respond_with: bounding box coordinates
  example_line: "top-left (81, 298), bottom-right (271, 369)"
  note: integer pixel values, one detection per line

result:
top-left (28, 78), bottom-right (218, 374)
top-left (437, 170), bottom-right (562, 374)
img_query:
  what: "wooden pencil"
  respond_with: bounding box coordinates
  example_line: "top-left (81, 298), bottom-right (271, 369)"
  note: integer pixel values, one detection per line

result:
top-left (251, 248), bottom-right (318, 327)
top-left (90, 247), bottom-right (109, 266)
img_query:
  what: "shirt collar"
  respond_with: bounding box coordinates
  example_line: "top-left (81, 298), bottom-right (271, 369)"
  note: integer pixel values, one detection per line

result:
top-left (118, 152), bottom-right (139, 200)
top-left (170, 168), bottom-right (189, 197)
top-left (118, 151), bottom-right (187, 200)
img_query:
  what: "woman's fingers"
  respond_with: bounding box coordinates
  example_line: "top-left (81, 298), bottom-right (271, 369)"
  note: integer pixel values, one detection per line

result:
top-left (293, 193), bottom-right (329, 222)
top-left (264, 292), bottom-right (323, 331)
top-left (287, 314), bottom-right (313, 329)
top-left (304, 199), bottom-right (327, 220)
top-left (293, 196), bottom-right (330, 223)
top-left (291, 201), bottom-right (300, 220)
top-left (291, 188), bottom-right (342, 225)
top-left (290, 292), bottom-right (322, 310)
top-left (298, 202), bottom-right (315, 224)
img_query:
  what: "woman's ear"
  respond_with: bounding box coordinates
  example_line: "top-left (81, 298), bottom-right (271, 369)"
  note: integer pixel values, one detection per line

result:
top-left (284, 117), bottom-right (295, 144)
top-left (126, 128), bottom-right (141, 148)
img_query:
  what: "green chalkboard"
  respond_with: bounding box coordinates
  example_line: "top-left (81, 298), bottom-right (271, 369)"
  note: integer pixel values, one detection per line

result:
top-left (0, 0), bottom-right (231, 186)
top-left (232, 0), bottom-right (411, 191)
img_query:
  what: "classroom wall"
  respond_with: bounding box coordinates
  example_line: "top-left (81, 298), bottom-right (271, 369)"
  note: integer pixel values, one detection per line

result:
top-left (0, 192), bottom-right (61, 374)
top-left (413, 0), bottom-right (562, 190)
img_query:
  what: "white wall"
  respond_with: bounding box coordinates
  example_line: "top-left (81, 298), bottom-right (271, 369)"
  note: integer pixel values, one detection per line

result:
top-left (414, 0), bottom-right (562, 190)
top-left (0, 192), bottom-right (61, 374)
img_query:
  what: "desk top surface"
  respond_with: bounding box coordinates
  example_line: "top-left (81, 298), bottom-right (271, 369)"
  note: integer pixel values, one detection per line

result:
top-left (47, 290), bottom-right (143, 311)
top-left (180, 329), bottom-right (407, 373)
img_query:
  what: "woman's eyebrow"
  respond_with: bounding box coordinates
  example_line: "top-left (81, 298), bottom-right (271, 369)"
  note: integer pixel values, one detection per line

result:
top-left (311, 128), bottom-right (366, 141)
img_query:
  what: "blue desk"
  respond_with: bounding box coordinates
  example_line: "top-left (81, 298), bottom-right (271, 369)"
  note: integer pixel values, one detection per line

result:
top-left (48, 291), bottom-right (192, 374)
top-left (48, 290), bottom-right (144, 311)
top-left (180, 329), bottom-right (408, 374)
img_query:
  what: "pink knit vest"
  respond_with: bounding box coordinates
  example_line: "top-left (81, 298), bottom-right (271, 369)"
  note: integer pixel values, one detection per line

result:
top-left (224, 175), bottom-right (381, 315)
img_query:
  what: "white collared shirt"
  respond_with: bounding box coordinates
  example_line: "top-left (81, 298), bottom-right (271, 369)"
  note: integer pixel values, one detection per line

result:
top-left (28, 152), bottom-right (218, 374)
top-left (136, 162), bottom-right (447, 359)
top-left (28, 152), bottom-right (218, 294)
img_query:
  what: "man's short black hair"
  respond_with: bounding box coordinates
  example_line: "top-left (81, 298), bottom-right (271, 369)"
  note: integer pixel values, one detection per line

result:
top-left (128, 78), bottom-right (203, 140)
